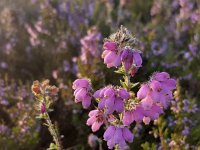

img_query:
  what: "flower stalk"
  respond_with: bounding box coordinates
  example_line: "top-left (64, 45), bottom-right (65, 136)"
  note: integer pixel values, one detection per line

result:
top-left (32, 80), bottom-right (62, 150)
top-left (44, 112), bottom-right (62, 150)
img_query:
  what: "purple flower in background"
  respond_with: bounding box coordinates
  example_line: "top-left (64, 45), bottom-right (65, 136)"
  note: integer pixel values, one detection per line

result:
top-left (103, 126), bottom-right (133, 149)
top-left (86, 109), bottom-right (104, 132)
top-left (0, 125), bottom-right (9, 135)
top-left (0, 61), bottom-right (8, 69)
top-left (80, 27), bottom-right (101, 63)
top-left (72, 79), bottom-right (92, 109)
top-left (191, 11), bottom-right (200, 24)
top-left (25, 24), bottom-right (40, 47)
top-left (94, 86), bottom-right (129, 114)
top-left (63, 60), bottom-right (70, 72)
top-left (188, 43), bottom-right (198, 55)
top-left (151, 40), bottom-right (167, 56)
top-left (182, 126), bottom-right (190, 136)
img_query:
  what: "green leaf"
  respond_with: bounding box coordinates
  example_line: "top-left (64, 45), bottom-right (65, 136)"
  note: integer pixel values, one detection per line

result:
top-left (36, 114), bottom-right (44, 119)
top-left (114, 67), bottom-right (125, 75)
top-left (130, 82), bottom-right (140, 88)
top-left (47, 143), bottom-right (57, 150)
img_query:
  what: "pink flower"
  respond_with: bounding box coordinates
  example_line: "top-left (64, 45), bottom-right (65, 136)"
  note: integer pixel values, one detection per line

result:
top-left (94, 86), bottom-right (130, 114)
top-left (121, 48), bottom-right (142, 76)
top-left (86, 109), bottom-right (104, 132)
top-left (138, 72), bottom-right (176, 108)
top-left (122, 106), bottom-right (144, 126)
top-left (72, 79), bottom-right (90, 89)
top-left (72, 79), bottom-right (92, 109)
top-left (102, 41), bottom-right (142, 77)
top-left (40, 102), bottom-right (46, 114)
top-left (103, 126), bottom-right (133, 149)
top-left (102, 41), bottom-right (122, 68)
top-left (134, 72), bottom-right (176, 124)
top-left (80, 27), bottom-right (101, 63)
top-left (103, 41), bottom-right (118, 51)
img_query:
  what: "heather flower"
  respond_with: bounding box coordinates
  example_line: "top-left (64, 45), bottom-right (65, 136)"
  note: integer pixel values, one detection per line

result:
top-left (129, 72), bottom-right (176, 125)
top-left (80, 27), bottom-right (101, 63)
top-left (94, 86), bottom-right (130, 114)
top-left (0, 125), bottom-right (9, 135)
top-left (86, 109), bottom-right (104, 132)
top-left (142, 104), bottom-right (163, 122)
top-left (182, 126), bottom-right (190, 136)
top-left (102, 41), bottom-right (142, 76)
top-left (191, 11), bottom-right (200, 24)
top-left (151, 40), bottom-right (167, 56)
top-left (121, 47), bottom-right (142, 76)
top-left (102, 41), bottom-right (122, 68)
top-left (188, 43), bottom-right (198, 55)
top-left (72, 79), bottom-right (92, 109)
top-left (103, 41), bottom-right (118, 51)
top-left (123, 104), bottom-right (163, 126)
top-left (137, 72), bottom-right (176, 109)
top-left (40, 102), bottom-right (46, 114)
top-left (102, 26), bottom-right (142, 77)
top-left (103, 126), bottom-right (133, 149)
top-left (123, 106), bottom-right (144, 126)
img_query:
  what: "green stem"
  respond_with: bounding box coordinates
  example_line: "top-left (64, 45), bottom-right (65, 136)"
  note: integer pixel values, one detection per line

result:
top-left (43, 94), bottom-right (62, 150)
top-left (45, 112), bottom-right (62, 150)
top-left (125, 73), bottom-right (131, 91)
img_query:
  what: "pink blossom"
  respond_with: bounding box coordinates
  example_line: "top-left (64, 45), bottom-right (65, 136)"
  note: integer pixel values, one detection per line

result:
top-left (72, 79), bottom-right (92, 109)
top-left (104, 126), bottom-right (133, 149)
top-left (86, 109), bottom-right (104, 132)
top-left (121, 48), bottom-right (142, 76)
top-left (94, 86), bottom-right (129, 114)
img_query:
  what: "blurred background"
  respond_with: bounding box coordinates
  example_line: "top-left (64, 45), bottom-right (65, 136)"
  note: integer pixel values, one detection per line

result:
top-left (0, 0), bottom-right (199, 149)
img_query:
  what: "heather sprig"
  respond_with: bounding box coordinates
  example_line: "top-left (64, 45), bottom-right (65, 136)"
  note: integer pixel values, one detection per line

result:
top-left (32, 80), bottom-right (62, 150)
top-left (72, 26), bottom-right (177, 149)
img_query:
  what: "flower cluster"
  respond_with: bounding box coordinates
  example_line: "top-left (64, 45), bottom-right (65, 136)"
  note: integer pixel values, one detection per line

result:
top-left (72, 79), bottom-right (92, 109)
top-left (80, 27), bottom-right (101, 64)
top-left (102, 42), bottom-right (142, 76)
top-left (103, 126), bottom-right (134, 149)
top-left (72, 27), bottom-right (177, 149)
top-left (138, 72), bottom-right (176, 109)
top-left (94, 86), bottom-right (130, 114)
top-left (102, 26), bottom-right (142, 76)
